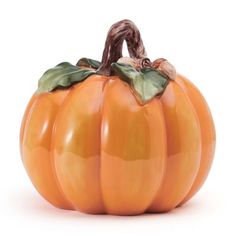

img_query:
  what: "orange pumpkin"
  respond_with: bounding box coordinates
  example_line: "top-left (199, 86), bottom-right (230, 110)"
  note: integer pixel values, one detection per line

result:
top-left (20, 20), bottom-right (215, 215)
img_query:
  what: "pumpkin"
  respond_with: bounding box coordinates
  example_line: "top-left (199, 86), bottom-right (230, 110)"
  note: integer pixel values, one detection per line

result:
top-left (20, 20), bottom-right (216, 215)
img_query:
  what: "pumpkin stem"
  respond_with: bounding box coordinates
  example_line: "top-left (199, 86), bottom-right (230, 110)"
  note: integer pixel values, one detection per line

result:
top-left (97, 19), bottom-right (147, 75)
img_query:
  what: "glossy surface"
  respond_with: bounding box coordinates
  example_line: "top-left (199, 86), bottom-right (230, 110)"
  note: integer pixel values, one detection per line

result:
top-left (20, 74), bottom-right (216, 215)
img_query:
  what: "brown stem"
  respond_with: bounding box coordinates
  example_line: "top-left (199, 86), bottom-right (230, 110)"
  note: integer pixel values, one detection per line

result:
top-left (97, 19), bottom-right (147, 75)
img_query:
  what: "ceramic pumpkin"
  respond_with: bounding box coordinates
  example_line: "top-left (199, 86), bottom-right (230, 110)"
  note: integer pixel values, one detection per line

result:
top-left (20, 20), bottom-right (216, 215)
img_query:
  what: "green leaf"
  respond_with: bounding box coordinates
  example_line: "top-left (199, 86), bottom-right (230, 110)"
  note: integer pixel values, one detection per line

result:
top-left (76, 58), bottom-right (101, 69)
top-left (111, 63), bottom-right (169, 104)
top-left (36, 62), bottom-right (95, 94)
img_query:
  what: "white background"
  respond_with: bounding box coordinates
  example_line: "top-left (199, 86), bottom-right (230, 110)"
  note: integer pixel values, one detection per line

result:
top-left (0, 0), bottom-right (235, 235)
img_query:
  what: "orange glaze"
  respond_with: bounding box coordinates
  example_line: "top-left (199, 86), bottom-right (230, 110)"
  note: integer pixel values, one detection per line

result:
top-left (176, 75), bottom-right (216, 206)
top-left (148, 80), bottom-right (201, 212)
top-left (20, 89), bottom-right (72, 209)
top-left (100, 78), bottom-right (166, 215)
top-left (20, 74), bottom-right (215, 215)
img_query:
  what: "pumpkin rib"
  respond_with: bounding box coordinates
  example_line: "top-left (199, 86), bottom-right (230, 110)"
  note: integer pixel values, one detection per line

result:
top-left (147, 81), bottom-right (202, 212)
top-left (49, 89), bottom-right (76, 210)
top-left (42, 90), bottom-right (73, 210)
top-left (52, 76), bottom-right (107, 214)
top-left (21, 90), bottom-right (73, 209)
top-left (175, 76), bottom-right (216, 206)
top-left (100, 77), bottom-right (166, 215)
top-left (144, 100), bottom-right (168, 213)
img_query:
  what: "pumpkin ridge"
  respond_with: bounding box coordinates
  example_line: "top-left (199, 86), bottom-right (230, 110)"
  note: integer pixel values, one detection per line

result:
top-left (50, 89), bottom-right (76, 210)
top-left (145, 98), bottom-right (168, 213)
top-left (52, 76), bottom-right (107, 213)
top-left (100, 78), bottom-right (166, 215)
top-left (21, 91), bottom-right (73, 209)
top-left (173, 77), bottom-right (203, 205)
top-left (173, 80), bottom-right (202, 205)
top-left (175, 76), bottom-right (215, 206)
top-left (147, 81), bottom-right (201, 212)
